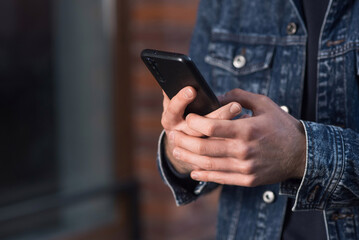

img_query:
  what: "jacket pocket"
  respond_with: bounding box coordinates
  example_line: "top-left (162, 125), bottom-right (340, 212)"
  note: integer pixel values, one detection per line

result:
top-left (204, 32), bottom-right (275, 96)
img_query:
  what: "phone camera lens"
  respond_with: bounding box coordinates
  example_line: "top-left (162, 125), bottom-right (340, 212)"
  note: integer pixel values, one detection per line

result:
top-left (146, 57), bottom-right (165, 83)
top-left (158, 74), bottom-right (165, 83)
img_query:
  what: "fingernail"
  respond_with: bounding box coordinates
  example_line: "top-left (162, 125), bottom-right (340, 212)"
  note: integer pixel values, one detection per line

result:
top-left (191, 172), bottom-right (199, 180)
top-left (173, 148), bottom-right (181, 159)
top-left (230, 103), bottom-right (241, 114)
top-left (184, 88), bottom-right (194, 99)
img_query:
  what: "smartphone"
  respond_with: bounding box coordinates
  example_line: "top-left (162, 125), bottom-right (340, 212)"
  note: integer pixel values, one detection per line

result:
top-left (141, 49), bottom-right (220, 116)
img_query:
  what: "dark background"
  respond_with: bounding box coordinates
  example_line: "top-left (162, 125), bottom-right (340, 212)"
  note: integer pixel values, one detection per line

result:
top-left (0, 0), bottom-right (219, 239)
top-left (0, 0), bottom-right (57, 207)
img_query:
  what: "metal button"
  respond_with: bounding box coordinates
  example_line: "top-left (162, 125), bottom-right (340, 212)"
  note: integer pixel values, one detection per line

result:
top-left (286, 22), bottom-right (297, 35)
top-left (280, 105), bottom-right (290, 113)
top-left (263, 191), bottom-right (275, 203)
top-left (233, 55), bottom-right (246, 69)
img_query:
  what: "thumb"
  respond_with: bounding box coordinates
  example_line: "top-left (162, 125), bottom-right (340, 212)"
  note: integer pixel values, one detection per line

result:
top-left (220, 88), bottom-right (267, 115)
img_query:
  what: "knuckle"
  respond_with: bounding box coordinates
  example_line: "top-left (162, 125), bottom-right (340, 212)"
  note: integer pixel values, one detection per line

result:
top-left (231, 140), bottom-right (251, 159)
top-left (240, 144), bottom-right (252, 158)
top-left (172, 147), bottom-right (181, 160)
top-left (185, 113), bottom-right (195, 124)
top-left (243, 175), bottom-right (258, 187)
top-left (239, 127), bottom-right (250, 140)
top-left (173, 134), bottom-right (184, 147)
top-left (203, 157), bottom-right (213, 170)
top-left (231, 88), bottom-right (241, 96)
top-left (240, 161), bottom-right (256, 175)
top-left (185, 114), bottom-right (197, 128)
top-left (246, 161), bottom-right (256, 174)
top-left (205, 123), bottom-right (216, 136)
top-left (258, 94), bottom-right (269, 103)
top-left (192, 166), bottom-right (201, 171)
top-left (196, 141), bottom-right (207, 154)
top-left (246, 123), bottom-right (255, 133)
top-left (245, 124), bottom-right (258, 139)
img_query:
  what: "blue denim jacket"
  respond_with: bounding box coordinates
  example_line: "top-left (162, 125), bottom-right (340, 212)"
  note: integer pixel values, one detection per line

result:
top-left (157, 0), bottom-right (359, 239)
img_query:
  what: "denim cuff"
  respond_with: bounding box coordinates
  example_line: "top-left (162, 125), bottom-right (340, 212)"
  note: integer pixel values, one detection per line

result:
top-left (157, 130), bottom-right (198, 205)
top-left (279, 178), bottom-right (301, 197)
top-left (292, 121), bottom-right (345, 210)
top-left (279, 121), bottom-right (306, 198)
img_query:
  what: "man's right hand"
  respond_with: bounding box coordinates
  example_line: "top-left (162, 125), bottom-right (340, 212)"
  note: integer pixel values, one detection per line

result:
top-left (161, 86), bottom-right (242, 174)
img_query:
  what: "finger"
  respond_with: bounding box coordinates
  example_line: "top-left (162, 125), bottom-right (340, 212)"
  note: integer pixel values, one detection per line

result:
top-left (220, 88), bottom-right (270, 115)
top-left (186, 114), bottom-right (238, 138)
top-left (164, 86), bottom-right (197, 123)
top-left (169, 123), bottom-right (203, 138)
top-left (181, 101), bottom-right (241, 137)
top-left (172, 146), bottom-right (254, 173)
top-left (190, 171), bottom-right (258, 187)
top-left (162, 90), bottom-right (170, 111)
top-left (206, 102), bottom-right (242, 120)
top-left (172, 147), bottom-right (233, 171)
top-left (171, 131), bottom-right (232, 157)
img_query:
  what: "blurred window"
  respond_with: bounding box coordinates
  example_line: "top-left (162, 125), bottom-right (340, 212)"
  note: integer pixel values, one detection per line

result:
top-left (0, 0), bottom-right (122, 239)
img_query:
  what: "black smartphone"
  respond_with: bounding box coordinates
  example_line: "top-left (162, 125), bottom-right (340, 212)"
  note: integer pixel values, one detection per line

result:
top-left (141, 49), bottom-right (220, 116)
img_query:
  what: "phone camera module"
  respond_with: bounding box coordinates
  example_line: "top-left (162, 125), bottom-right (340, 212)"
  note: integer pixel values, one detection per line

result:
top-left (147, 59), bottom-right (165, 83)
top-left (157, 74), bottom-right (165, 83)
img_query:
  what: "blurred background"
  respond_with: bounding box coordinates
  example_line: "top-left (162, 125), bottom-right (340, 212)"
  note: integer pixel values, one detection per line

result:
top-left (0, 0), bottom-right (219, 239)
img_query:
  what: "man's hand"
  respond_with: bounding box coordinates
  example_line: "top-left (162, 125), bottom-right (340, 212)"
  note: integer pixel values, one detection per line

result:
top-left (161, 86), bottom-right (242, 174)
top-left (168, 88), bottom-right (307, 186)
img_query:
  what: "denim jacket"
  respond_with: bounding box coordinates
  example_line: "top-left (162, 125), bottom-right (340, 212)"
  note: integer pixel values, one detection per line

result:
top-left (157, 0), bottom-right (359, 239)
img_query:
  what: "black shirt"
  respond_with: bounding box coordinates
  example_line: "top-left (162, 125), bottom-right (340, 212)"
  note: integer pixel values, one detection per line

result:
top-left (301, 0), bottom-right (328, 122)
top-left (281, 0), bottom-right (329, 239)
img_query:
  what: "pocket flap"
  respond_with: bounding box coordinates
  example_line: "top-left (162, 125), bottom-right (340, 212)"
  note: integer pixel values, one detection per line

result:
top-left (205, 41), bottom-right (275, 76)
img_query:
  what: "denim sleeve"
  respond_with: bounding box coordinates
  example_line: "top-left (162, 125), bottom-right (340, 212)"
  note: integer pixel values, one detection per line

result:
top-left (156, 0), bottom-right (220, 206)
top-left (283, 121), bottom-right (359, 210)
top-left (189, 0), bottom-right (220, 82)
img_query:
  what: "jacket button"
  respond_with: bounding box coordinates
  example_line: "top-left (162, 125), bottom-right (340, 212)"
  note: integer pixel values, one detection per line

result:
top-left (286, 22), bottom-right (297, 35)
top-left (263, 191), bottom-right (275, 203)
top-left (233, 55), bottom-right (246, 69)
top-left (280, 105), bottom-right (290, 113)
